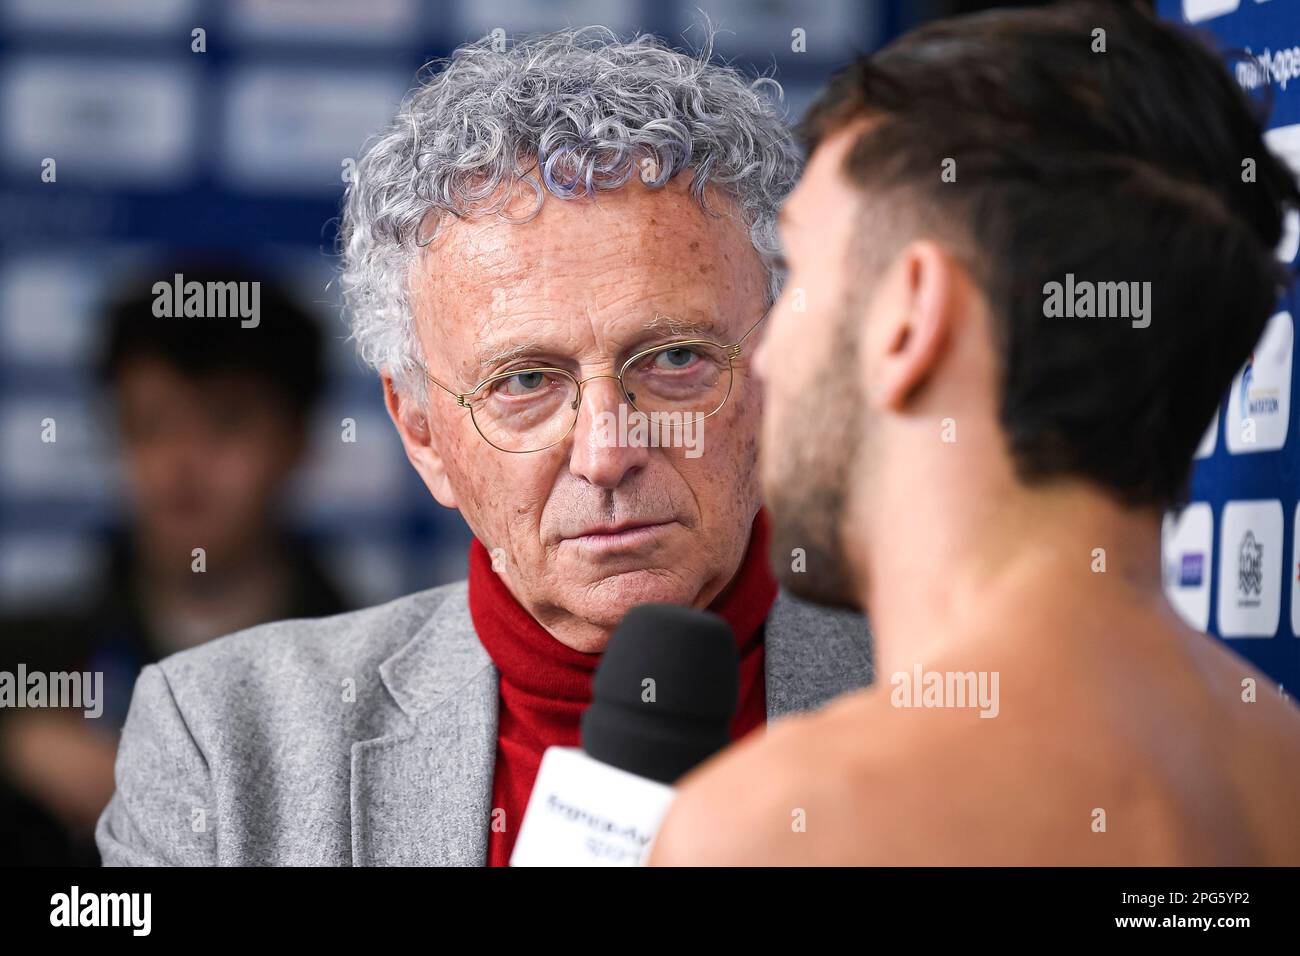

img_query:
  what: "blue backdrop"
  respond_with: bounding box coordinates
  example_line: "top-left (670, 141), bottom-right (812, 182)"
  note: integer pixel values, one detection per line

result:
top-left (0, 0), bottom-right (880, 616)
top-left (1159, 0), bottom-right (1300, 695)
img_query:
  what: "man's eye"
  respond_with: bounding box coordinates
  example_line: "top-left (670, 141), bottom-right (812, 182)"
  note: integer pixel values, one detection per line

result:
top-left (653, 347), bottom-right (700, 370)
top-left (496, 370), bottom-right (548, 396)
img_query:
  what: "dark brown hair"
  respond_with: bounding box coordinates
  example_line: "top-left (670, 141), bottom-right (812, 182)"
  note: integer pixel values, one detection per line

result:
top-left (802, 0), bottom-right (1298, 507)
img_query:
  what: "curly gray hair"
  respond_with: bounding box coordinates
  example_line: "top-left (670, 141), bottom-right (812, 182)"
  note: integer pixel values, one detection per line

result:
top-left (338, 26), bottom-right (800, 393)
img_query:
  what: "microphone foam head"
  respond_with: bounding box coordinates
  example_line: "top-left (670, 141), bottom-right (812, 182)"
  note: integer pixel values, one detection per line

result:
top-left (582, 603), bottom-right (739, 783)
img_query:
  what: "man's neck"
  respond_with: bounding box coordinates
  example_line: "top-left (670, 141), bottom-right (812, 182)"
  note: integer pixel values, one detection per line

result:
top-left (858, 478), bottom-right (1167, 678)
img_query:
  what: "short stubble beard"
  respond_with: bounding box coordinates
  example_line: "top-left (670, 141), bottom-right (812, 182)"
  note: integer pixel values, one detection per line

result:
top-left (764, 304), bottom-right (865, 610)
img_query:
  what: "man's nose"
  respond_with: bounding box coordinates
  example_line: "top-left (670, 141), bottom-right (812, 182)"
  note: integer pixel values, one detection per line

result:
top-left (568, 375), bottom-right (650, 488)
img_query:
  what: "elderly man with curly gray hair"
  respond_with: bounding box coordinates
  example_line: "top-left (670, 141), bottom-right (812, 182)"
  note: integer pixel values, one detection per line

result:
top-left (97, 28), bottom-right (873, 867)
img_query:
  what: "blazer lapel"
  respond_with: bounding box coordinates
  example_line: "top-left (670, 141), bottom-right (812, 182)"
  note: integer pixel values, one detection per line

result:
top-left (350, 583), bottom-right (874, 862)
top-left (764, 589), bottom-right (875, 721)
top-left (350, 585), bottom-right (499, 865)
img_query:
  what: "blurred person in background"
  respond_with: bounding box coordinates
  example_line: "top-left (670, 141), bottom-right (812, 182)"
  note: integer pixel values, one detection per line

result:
top-left (0, 259), bottom-right (349, 864)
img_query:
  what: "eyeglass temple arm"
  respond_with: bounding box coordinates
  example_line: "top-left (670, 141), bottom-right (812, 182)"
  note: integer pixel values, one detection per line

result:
top-left (419, 365), bottom-right (472, 407)
top-left (729, 311), bottom-right (770, 357)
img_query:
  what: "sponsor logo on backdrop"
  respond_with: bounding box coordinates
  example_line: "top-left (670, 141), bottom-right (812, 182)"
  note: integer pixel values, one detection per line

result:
top-left (1162, 503), bottom-right (1213, 631)
top-left (1236, 43), bottom-right (1300, 92)
top-left (1292, 503), bottom-right (1300, 638)
top-left (1217, 500), bottom-right (1283, 637)
top-left (1263, 126), bottom-right (1300, 262)
top-left (1183, 0), bottom-right (1240, 24)
top-left (1226, 312), bottom-right (1292, 454)
top-left (1237, 531), bottom-right (1264, 604)
top-left (1179, 552), bottom-right (1206, 587)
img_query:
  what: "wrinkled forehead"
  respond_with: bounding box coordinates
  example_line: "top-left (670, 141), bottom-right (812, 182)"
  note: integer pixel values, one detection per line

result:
top-left (410, 176), bottom-right (768, 378)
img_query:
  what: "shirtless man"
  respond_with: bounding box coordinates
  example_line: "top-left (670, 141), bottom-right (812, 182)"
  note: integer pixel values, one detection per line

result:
top-left (650, 2), bottom-right (1300, 866)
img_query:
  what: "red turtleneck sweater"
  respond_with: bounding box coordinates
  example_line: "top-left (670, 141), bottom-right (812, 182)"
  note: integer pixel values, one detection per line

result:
top-left (468, 511), bottom-right (777, 866)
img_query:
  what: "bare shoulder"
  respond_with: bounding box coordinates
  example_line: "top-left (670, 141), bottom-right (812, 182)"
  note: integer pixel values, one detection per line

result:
top-left (652, 616), bottom-right (1300, 866)
top-left (649, 689), bottom-right (925, 866)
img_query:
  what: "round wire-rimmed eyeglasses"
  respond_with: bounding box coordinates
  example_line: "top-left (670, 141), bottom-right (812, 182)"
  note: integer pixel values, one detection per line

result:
top-left (415, 313), bottom-right (768, 453)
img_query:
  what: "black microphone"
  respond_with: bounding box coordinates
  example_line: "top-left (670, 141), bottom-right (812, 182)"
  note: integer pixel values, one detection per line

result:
top-left (510, 603), bottom-right (739, 865)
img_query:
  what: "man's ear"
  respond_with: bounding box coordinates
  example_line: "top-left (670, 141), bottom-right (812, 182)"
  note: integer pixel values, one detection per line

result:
top-left (382, 374), bottom-right (459, 509)
top-left (864, 239), bottom-right (959, 411)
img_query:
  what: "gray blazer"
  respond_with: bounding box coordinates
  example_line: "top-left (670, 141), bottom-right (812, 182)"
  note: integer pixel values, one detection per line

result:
top-left (96, 581), bottom-right (872, 866)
